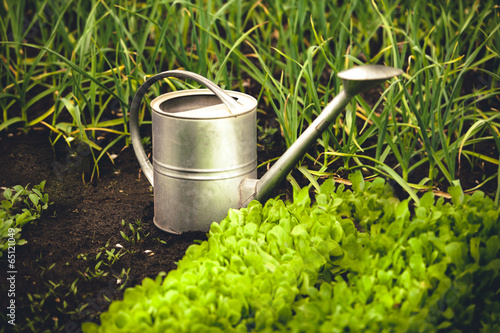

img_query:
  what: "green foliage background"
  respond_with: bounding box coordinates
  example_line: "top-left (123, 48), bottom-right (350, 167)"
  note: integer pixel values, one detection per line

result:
top-left (1, 0), bottom-right (499, 197)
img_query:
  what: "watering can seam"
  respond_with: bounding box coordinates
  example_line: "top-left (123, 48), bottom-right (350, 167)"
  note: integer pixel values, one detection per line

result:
top-left (154, 159), bottom-right (257, 181)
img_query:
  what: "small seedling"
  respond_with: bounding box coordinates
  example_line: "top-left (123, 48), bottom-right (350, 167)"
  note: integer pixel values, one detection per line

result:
top-left (112, 267), bottom-right (132, 291)
top-left (79, 261), bottom-right (109, 281)
top-left (257, 120), bottom-right (278, 151)
top-left (104, 247), bottom-right (125, 265)
top-left (155, 237), bottom-right (168, 245)
top-left (39, 262), bottom-right (56, 277)
top-left (120, 219), bottom-right (149, 244)
top-left (66, 278), bottom-right (79, 297)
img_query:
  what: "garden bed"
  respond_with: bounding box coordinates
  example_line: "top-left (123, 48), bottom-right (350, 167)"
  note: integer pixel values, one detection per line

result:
top-left (1, 123), bottom-right (499, 332)
top-left (1, 0), bottom-right (499, 331)
top-left (0, 129), bottom-right (208, 331)
top-left (0, 102), bottom-right (290, 331)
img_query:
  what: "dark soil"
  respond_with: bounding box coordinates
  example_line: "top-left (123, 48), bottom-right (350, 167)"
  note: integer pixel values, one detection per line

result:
top-left (0, 129), bottom-right (205, 331)
top-left (0, 112), bottom-right (291, 332)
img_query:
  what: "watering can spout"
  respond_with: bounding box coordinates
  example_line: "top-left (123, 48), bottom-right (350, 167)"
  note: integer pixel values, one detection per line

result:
top-left (239, 64), bottom-right (403, 207)
top-left (130, 65), bottom-right (402, 233)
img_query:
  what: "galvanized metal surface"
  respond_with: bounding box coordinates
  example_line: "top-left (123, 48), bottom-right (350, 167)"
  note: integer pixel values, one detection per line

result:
top-left (129, 70), bottom-right (246, 187)
top-left (129, 71), bottom-right (257, 233)
top-left (151, 90), bottom-right (257, 233)
top-left (241, 65), bottom-right (403, 206)
top-left (239, 89), bottom-right (352, 206)
top-left (338, 64), bottom-right (403, 96)
top-left (130, 66), bottom-right (402, 233)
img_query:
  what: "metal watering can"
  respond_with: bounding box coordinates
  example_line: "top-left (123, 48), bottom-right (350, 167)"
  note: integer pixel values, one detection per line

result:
top-left (129, 65), bottom-right (402, 233)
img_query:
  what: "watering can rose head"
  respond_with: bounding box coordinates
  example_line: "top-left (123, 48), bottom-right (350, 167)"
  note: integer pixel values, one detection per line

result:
top-left (129, 66), bottom-right (402, 233)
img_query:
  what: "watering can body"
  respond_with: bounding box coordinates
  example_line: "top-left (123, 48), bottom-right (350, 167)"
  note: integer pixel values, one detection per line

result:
top-left (129, 66), bottom-right (402, 233)
top-left (150, 89), bottom-right (257, 233)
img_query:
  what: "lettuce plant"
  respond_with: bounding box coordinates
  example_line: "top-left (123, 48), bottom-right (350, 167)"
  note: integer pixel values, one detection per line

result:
top-left (1, 181), bottom-right (50, 257)
top-left (83, 173), bottom-right (500, 332)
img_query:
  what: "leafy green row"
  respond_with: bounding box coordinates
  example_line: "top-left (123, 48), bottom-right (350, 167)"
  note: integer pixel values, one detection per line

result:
top-left (1, 181), bottom-right (50, 257)
top-left (83, 173), bottom-right (500, 332)
top-left (289, 174), bottom-right (500, 332)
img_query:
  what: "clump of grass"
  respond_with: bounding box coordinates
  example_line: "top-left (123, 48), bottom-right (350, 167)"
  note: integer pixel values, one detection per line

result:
top-left (0, 0), bottom-right (498, 200)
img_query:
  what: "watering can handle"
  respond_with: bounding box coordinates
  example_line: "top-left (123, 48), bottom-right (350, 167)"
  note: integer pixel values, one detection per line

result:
top-left (129, 70), bottom-right (242, 187)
